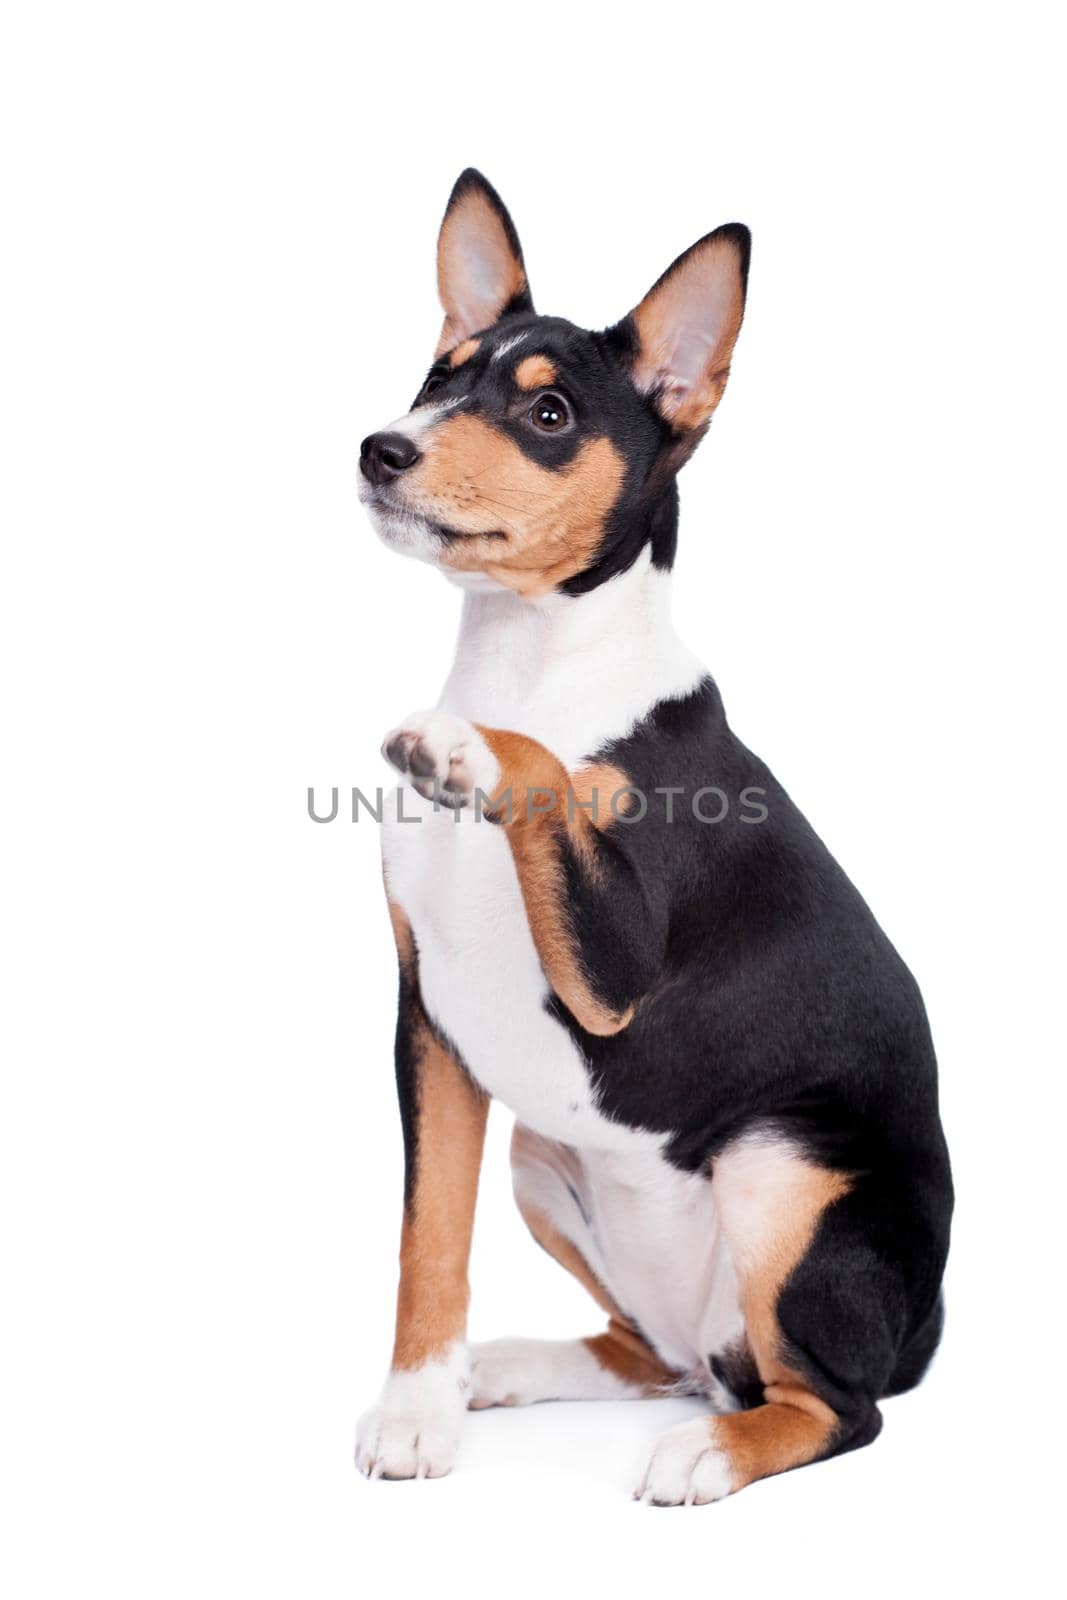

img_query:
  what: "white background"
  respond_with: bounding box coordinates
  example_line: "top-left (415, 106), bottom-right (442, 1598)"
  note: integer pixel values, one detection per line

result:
top-left (2, 4), bottom-right (1063, 1596)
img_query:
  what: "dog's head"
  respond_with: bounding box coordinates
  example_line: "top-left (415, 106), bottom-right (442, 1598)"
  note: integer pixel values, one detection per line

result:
top-left (359, 169), bottom-right (749, 598)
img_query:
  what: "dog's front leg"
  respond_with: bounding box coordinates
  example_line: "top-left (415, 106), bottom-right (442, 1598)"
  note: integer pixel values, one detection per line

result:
top-left (356, 902), bottom-right (488, 1480)
top-left (381, 710), bottom-right (666, 1036)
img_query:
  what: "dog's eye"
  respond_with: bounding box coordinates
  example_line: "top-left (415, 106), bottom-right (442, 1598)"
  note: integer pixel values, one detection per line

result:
top-left (419, 368), bottom-right (449, 401)
top-left (529, 393), bottom-right (570, 433)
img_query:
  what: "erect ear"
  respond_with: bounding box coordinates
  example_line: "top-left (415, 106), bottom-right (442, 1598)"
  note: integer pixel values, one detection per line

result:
top-left (618, 223), bottom-right (750, 433)
top-left (435, 169), bottom-right (533, 357)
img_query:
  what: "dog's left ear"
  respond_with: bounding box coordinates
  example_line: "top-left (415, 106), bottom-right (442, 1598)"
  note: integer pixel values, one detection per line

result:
top-left (616, 223), bottom-right (750, 433)
top-left (435, 169), bottom-right (533, 357)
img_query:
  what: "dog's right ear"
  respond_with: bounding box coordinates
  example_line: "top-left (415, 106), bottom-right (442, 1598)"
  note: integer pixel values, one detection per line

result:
top-left (435, 169), bottom-right (533, 357)
top-left (613, 224), bottom-right (751, 435)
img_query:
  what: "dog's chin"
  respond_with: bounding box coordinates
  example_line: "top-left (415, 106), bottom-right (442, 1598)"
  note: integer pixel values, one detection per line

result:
top-left (360, 491), bottom-right (510, 590)
top-left (360, 495), bottom-right (445, 567)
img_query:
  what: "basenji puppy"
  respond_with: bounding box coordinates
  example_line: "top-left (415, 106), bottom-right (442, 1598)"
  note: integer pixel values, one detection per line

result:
top-left (355, 169), bottom-right (952, 1504)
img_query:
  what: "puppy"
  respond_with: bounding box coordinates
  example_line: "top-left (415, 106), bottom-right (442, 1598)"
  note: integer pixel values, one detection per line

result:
top-left (355, 169), bottom-right (952, 1505)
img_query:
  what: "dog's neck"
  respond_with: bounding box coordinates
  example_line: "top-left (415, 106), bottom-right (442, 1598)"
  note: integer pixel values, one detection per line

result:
top-left (438, 549), bottom-right (704, 765)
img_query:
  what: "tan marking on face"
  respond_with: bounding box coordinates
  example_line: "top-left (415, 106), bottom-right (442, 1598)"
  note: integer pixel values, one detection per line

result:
top-left (449, 337), bottom-right (481, 368)
top-left (398, 413), bottom-right (626, 598)
top-left (704, 1138), bottom-right (851, 1490)
top-left (514, 353), bottom-right (557, 389)
top-left (473, 729), bottom-right (633, 1035)
top-left (384, 900), bottom-right (488, 1373)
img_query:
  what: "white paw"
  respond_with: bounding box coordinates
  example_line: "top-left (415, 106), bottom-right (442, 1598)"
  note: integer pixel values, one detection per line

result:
top-left (469, 1338), bottom-right (552, 1408)
top-left (381, 709), bottom-right (500, 810)
top-left (469, 1336), bottom-right (644, 1407)
top-left (355, 1404), bottom-right (460, 1480)
top-left (356, 1353), bottom-right (469, 1481)
top-left (635, 1417), bottom-right (734, 1507)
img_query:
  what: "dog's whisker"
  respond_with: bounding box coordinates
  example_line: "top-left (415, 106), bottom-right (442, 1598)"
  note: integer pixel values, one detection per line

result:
top-left (466, 466), bottom-right (555, 499)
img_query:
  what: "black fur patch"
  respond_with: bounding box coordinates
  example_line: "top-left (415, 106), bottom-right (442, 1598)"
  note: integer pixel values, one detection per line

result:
top-left (543, 679), bottom-right (953, 1424)
top-left (710, 1339), bottom-right (764, 1410)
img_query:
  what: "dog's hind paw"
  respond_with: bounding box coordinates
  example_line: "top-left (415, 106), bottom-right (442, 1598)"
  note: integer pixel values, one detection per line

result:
top-left (635, 1418), bottom-right (734, 1507)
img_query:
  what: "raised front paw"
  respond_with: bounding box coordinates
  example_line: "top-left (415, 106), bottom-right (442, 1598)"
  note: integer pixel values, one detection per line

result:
top-left (381, 709), bottom-right (500, 810)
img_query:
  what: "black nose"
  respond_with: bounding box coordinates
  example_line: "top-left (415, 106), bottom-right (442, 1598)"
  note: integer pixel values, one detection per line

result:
top-left (360, 431), bottom-right (421, 487)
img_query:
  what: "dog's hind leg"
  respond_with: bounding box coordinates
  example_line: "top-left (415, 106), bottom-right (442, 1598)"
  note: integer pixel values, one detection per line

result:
top-left (469, 1324), bottom-right (677, 1408)
top-left (469, 1124), bottom-right (685, 1409)
top-left (636, 1132), bottom-right (948, 1505)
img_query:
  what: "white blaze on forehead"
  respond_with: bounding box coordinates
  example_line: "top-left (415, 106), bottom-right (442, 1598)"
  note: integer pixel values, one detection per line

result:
top-left (380, 397), bottom-right (463, 445)
top-left (490, 333), bottom-right (528, 362)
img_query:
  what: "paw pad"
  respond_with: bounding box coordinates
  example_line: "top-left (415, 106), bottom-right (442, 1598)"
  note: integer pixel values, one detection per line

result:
top-left (381, 712), bottom-right (499, 810)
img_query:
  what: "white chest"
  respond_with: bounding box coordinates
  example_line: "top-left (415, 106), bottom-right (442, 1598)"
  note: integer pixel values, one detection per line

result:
top-left (379, 556), bottom-right (704, 1149)
top-left (383, 789), bottom-right (639, 1145)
